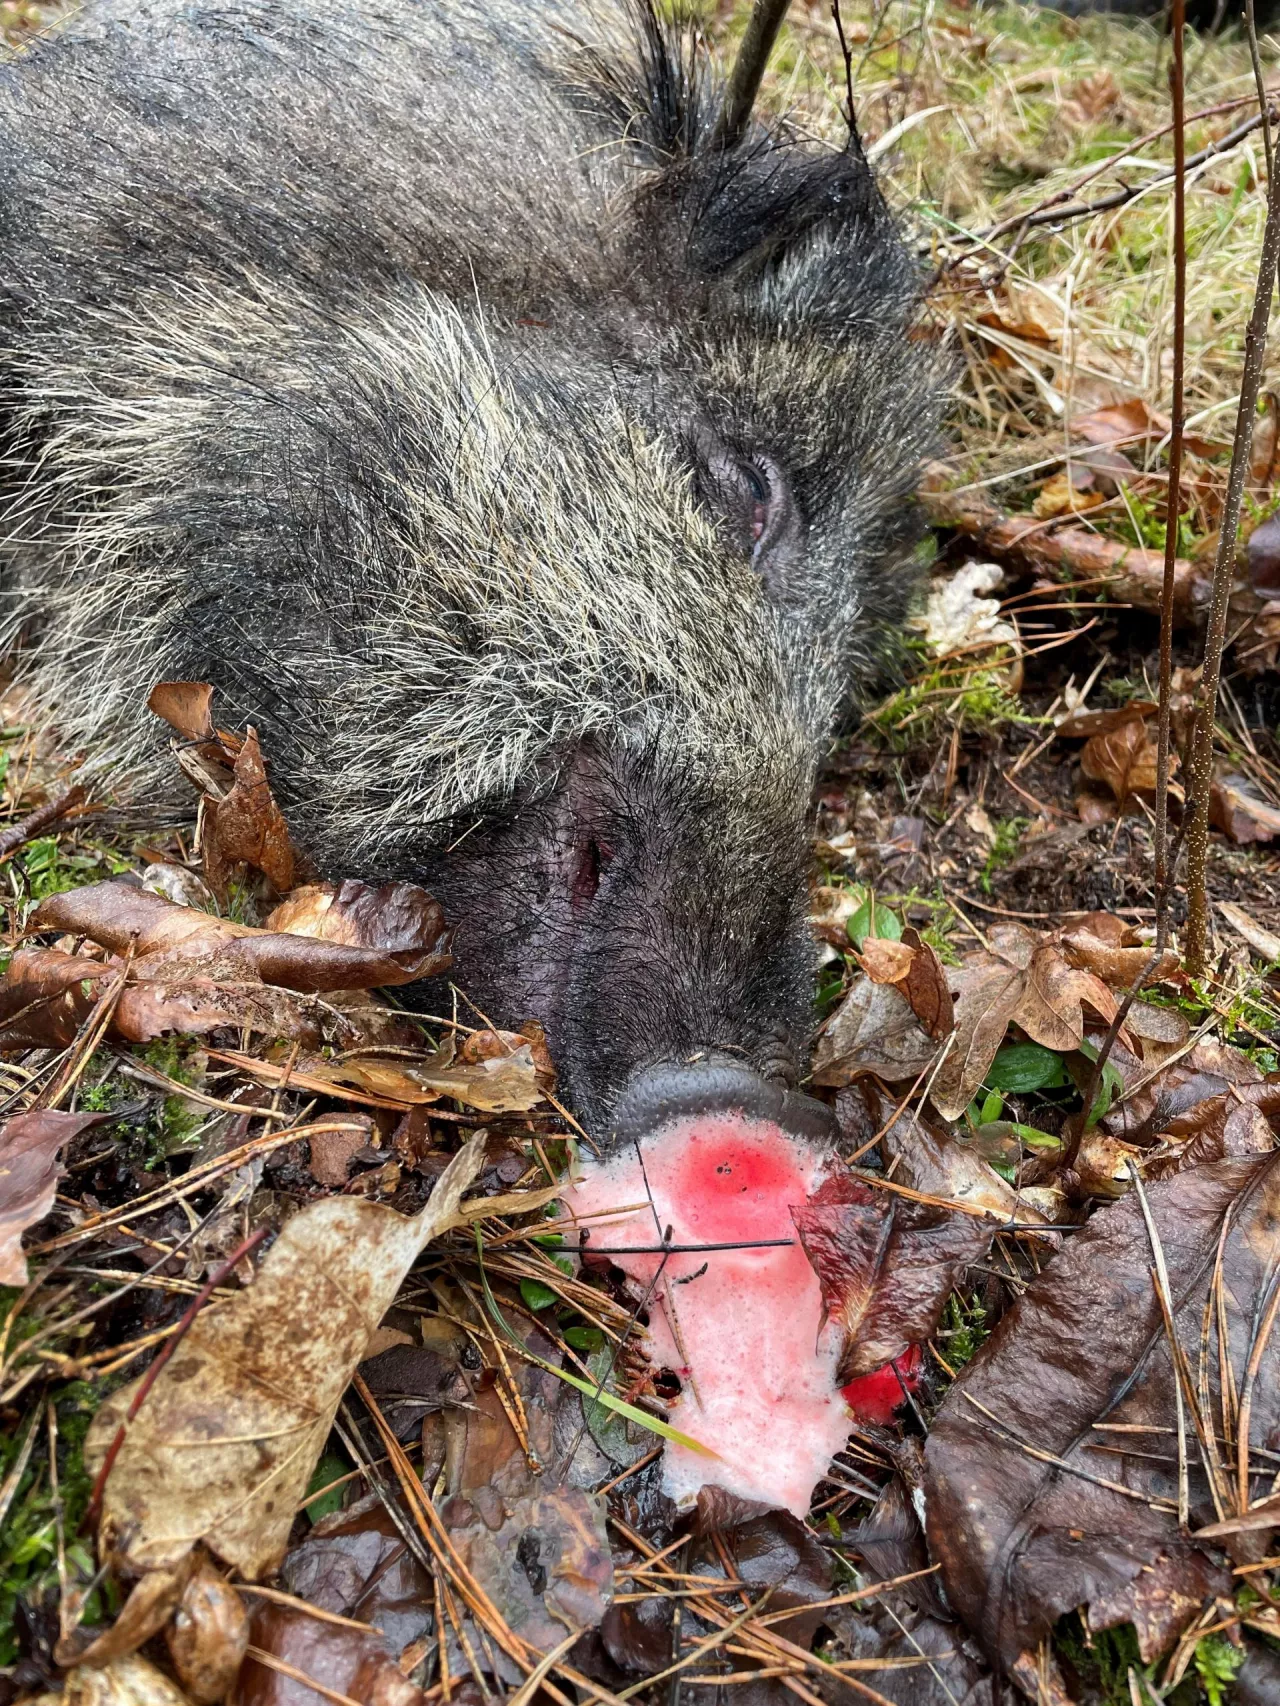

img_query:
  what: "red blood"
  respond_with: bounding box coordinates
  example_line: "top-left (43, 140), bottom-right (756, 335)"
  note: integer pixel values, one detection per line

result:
top-left (841, 1345), bottom-right (923, 1426)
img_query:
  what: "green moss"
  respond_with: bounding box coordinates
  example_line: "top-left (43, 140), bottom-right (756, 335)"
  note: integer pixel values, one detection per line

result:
top-left (981, 816), bottom-right (1030, 895)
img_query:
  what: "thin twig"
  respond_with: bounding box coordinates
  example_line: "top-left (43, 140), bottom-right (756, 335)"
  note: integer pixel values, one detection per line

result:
top-left (0, 783), bottom-right (88, 864)
top-left (714, 0), bottom-right (791, 148)
top-left (1154, 0), bottom-right (1187, 948)
top-left (1184, 18), bottom-right (1280, 974)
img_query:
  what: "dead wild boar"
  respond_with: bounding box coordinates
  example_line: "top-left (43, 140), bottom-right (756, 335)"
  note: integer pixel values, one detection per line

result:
top-left (0, 0), bottom-right (942, 1140)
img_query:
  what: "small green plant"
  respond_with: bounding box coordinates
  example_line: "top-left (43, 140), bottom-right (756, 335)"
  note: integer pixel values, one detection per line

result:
top-left (939, 1291), bottom-right (990, 1370)
top-left (1194, 1634), bottom-right (1245, 1706)
top-left (980, 816), bottom-right (1029, 894)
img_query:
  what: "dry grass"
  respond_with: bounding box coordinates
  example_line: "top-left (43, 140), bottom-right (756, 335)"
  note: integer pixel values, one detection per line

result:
top-left (716, 0), bottom-right (1280, 527)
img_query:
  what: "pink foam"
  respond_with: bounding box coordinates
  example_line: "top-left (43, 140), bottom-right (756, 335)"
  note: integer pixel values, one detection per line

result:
top-left (564, 1115), bottom-right (852, 1516)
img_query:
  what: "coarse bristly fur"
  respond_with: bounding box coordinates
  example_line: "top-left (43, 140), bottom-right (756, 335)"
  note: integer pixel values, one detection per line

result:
top-left (0, 0), bottom-right (944, 1132)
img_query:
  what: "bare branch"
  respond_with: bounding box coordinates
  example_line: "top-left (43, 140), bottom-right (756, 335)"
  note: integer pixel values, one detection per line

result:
top-left (1154, 0), bottom-right (1187, 949)
top-left (714, 0), bottom-right (792, 150)
top-left (1184, 21), bottom-right (1280, 974)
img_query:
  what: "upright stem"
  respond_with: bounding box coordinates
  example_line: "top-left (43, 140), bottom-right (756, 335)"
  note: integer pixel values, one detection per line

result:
top-left (714, 0), bottom-right (792, 149)
top-left (1184, 9), bottom-right (1280, 974)
top-left (1154, 0), bottom-right (1187, 952)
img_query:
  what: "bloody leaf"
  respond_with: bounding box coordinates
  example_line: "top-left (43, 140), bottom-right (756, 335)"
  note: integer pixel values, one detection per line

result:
top-left (792, 1167), bottom-right (993, 1380)
top-left (924, 1155), bottom-right (1280, 1673)
top-left (0, 1108), bottom-right (111, 1284)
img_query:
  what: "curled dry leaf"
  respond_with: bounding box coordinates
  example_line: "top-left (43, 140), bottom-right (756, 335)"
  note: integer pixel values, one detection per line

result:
top-left (1032, 470), bottom-right (1105, 520)
top-left (203, 728), bottom-right (296, 897)
top-left (1061, 912), bottom-right (1180, 989)
top-left (791, 1167), bottom-right (993, 1380)
top-left (85, 1133), bottom-right (486, 1579)
top-left (1080, 715), bottom-right (1163, 803)
top-left (55, 1558), bottom-right (196, 1669)
top-left (925, 1155), bottom-right (1280, 1674)
top-left (857, 927), bottom-right (954, 1041)
top-left (54, 1655), bottom-right (195, 1706)
top-left (1056, 701), bottom-right (1157, 739)
top-left (166, 1562), bottom-right (250, 1705)
top-left (35, 881), bottom-right (450, 993)
top-left (148, 682), bottom-right (218, 745)
top-left (0, 1108), bottom-right (111, 1285)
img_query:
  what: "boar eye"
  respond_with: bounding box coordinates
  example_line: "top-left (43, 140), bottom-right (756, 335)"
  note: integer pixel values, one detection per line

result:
top-left (742, 462), bottom-right (770, 546)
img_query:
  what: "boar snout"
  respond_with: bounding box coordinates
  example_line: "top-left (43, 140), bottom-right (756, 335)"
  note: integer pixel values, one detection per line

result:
top-left (608, 1054), bottom-right (836, 1153)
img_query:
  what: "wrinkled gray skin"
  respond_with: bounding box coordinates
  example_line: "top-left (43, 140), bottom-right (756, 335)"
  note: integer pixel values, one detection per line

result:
top-left (0, 0), bottom-right (941, 1134)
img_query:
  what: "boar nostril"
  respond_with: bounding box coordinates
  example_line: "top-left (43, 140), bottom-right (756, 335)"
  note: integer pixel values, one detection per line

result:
top-left (571, 837), bottom-right (612, 914)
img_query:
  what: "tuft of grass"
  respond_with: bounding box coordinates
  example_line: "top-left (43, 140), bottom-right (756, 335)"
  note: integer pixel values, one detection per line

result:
top-left (981, 815), bottom-right (1030, 893)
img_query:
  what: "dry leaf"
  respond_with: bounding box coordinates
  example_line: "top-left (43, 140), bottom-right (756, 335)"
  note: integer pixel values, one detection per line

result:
top-left (1032, 471), bottom-right (1105, 520)
top-left (1061, 914), bottom-right (1179, 989)
top-left (147, 682), bottom-right (217, 745)
top-left (857, 939), bottom-right (916, 983)
top-left (55, 1560), bottom-right (196, 1669)
top-left (1070, 397), bottom-right (1167, 449)
top-left (1217, 900), bottom-right (1280, 962)
top-left (166, 1563), bottom-right (250, 1705)
top-left (931, 926), bottom-right (1120, 1120)
top-left (58, 1655), bottom-right (195, 1706)
top-left (0, 1109), bottom-right (110, 1285)
top-left (1080, 716), bottom-right (1161, 801)
top-left (1210, 772), bottom-right (1280, 843)
top-left (85, 1134), bottom-right (486, 1579)
top-left (811, 976), bottom-right (939, 1087)
top-left (1056, 700), bottom-right (1157, 738)
top-left (203, 728), bottom-right (296, 896)
top-left (925, 1156), bottom-right (1280, 1671)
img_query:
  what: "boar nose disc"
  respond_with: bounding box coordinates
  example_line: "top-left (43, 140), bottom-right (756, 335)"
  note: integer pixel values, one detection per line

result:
top-left (608, 1056), bottom-right (836, 1152)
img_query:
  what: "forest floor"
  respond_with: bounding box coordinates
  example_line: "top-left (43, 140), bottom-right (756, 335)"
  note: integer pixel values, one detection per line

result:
top-left (5, 2), bottom-right (1280, 1705)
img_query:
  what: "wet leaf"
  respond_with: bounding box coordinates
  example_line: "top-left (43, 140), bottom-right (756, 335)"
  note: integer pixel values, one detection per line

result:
top-left (791, 1167), bottom-right (993, 1380)
top-left (36, 881), bottom-right (450, 993)
top-left (85, 1134), bottom-right (486, 1579)
top-left (55, 1560), bottom-right (196, 1669)
top-left (165, 1562), bottom-right (250, 1705)
top-left (1061, 914), bottom-right (1180, 988)
top-left (924, 1155), bottom-right (1280, 1672)
top-left (234, 1600), bottom-right (423, 1706)
top-left (58, 1655), bottom-right (196, 1706)
top-left (281, 1496), bottom-right (434, 1657)
top-left (1248, 511), bottom-right (1280, 590)
top-left (930, 926), bottom-right (1120, 1121)
top-left (0, 1108), bottom-right (111, 1284)
top-left (203, 728), bottom-right (297, 897)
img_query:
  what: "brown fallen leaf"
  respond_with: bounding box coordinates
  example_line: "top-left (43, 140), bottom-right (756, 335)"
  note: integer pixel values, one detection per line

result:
top-left (203, 728), bottom-right (296, 898)
top-left (791, 1166), bottom-right (992, 1380)
top-left (55, 1655), bottom-right (196, 1706)
top-left (1209, 771), bottom-right (1280, 843)
top-left (930, 924), bottom-right (1121, 1121)
top-left (924, 1155), bottom-right (1280, 1673)
top-left (811, 975), bottom-right (939, 1088)
top-left (1061, 913), bottom-right (1180, 989)
top-left (166, 1562), bottom-right (250, 1705)
top-left (1031, 470), bottom-right (1105, 520)
top-left (1056, 700), bottom-right (1158, 738)
top-left (55, 1559), bottom-right (196, 1670)
top-left (85, 1133), bottom-right (486, 1579)
top-left (235, 1600), bottom-right (422, 1706)
top-left (1217, 899), bottom-right (1280, 962)
top-left (149, 683), bottom-right (298, 900)
top-left (1080, 715), bottom-right (1163, 803)
top-left (36, 881), bottom-right (450, 993)
top-left (857, 928), bottom-right (954, 1042)
top-left (0, 1109), bottom-right (111, 1285)
top-left (1248, 511), bottom-right (1280, 591)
